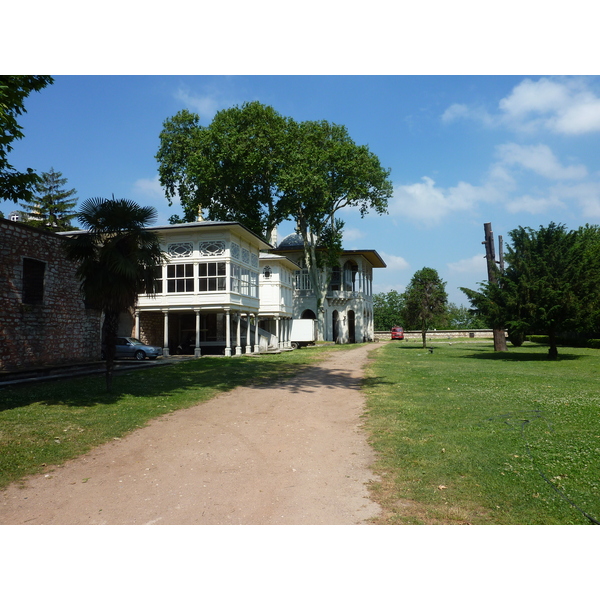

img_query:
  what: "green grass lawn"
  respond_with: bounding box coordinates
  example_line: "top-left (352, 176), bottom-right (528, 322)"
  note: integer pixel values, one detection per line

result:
top-left (0, 345), bottom-right (345, 490)
top-left (363, 340), bottom-right (600, 524)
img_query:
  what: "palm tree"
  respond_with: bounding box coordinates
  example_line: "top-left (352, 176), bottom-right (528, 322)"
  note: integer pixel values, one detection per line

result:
top-left (63, 196), bottom-right (164, 391)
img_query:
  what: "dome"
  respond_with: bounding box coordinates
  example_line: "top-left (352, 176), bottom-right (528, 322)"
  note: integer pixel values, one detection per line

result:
top-left (277, 233), bottom-right (304, 249)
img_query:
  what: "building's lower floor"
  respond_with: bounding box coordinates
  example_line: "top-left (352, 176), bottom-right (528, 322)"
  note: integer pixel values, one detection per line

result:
top-left (122, 309), bottom-right (293, 356)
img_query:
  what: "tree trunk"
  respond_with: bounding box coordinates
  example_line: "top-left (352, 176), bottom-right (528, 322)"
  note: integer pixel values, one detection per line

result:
top-left (421, 329), bottom-right (427, 348)
top-left (102, 310), bottom-right (119, 392)
top-left (548, 331), bottom-right (559, 360)
top-left (493, 329), bottom-right (507, 352)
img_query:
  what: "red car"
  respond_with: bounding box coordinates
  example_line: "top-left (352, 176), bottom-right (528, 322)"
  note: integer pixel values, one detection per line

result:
top-left (391, 326), bottom-right (404, 340)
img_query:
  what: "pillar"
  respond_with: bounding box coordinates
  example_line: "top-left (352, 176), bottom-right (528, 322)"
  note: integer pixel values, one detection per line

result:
top-left (225, 309), bottom-right (232, 357)
top-left (162, 310), bottom-right (169, 357)
top-left (194, 309), bottom-right (201, 357)
top-left (235, 312), bottom-right (242, 355)
top-left (244, 314), bottom-right (252, 354)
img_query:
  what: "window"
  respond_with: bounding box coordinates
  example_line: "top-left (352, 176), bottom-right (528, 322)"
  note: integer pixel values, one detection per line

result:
top-left (167, 263), bottom-right (194, 293)
top-left (199, 262), bottom-right (226, 291)
top-left (22, 258), bottom-right (45, 304)
top-left (250, 271), bottom-right (258, 297)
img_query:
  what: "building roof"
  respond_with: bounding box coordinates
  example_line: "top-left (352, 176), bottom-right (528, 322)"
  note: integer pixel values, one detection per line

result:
top-left (60, 220), bottom-right (273, 250)
top-left (259, 252), bottom-right (300, 270)
top-left (275, 233), bottom-right (386, 269)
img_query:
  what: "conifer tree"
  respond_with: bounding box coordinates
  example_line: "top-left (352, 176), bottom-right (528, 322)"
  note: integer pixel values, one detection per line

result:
top-left (20, 167), bottom-right (78, 230)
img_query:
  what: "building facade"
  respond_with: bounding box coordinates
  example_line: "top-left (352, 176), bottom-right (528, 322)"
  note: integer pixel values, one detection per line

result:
top-left (132, 221), bottom-right (273, 356)
top-left (273, 233), bottom-right (386, 344)
top-left (0, 218), bottom-right (101, 372)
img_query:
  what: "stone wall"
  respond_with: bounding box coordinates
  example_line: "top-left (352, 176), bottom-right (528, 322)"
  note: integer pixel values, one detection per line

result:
top-left (375, 329), bottom-right (497, 341)
top-left (0, 218), bottom-right (101, 371)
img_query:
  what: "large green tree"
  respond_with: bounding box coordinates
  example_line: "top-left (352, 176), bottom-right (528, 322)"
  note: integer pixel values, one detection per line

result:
top-left (461, 222), bottom-right (600, 359)
top-left (156, 103), bottom-right (393, 338)
top-left (279, 119), bottom-right (392, 336)
top-left (19, 167), bottom-right (78, 230)
top-left (156, 103), bottom-right (293, 242)
top-left (63, 197), bottom-right (164, 391)
top-left (0, 75), bottom-right (53, 202)
top-left (402, 267), bottom-right (448, 347)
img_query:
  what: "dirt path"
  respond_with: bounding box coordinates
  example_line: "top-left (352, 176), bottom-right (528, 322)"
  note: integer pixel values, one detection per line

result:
top-left (1, 344), bottom-right (382, 525)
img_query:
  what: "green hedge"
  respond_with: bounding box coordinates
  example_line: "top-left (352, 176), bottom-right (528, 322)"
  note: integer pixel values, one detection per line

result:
top-left (527, 335), bottom-right (600, 349)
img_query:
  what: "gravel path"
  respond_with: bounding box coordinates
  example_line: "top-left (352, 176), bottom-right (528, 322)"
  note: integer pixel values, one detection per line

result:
top-left (1, 344), bottom-right (382, 525)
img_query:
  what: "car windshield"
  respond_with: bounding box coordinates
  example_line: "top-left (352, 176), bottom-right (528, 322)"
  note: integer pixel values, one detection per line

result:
top-left (128, 338), bottom-right (143, 345)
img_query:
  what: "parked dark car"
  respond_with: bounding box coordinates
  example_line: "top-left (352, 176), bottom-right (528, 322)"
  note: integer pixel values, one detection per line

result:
top-left (102, 337), bottom-right (163, 360)
top-left (391, 326), bottom-right (404, 340)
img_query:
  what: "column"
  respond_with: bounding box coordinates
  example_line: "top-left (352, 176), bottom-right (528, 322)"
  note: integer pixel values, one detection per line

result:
top-left (276, 317), bottom-right (282, 349)
top-left (134, 310), bottom-right (140, 340)
top-left (162, 310), bottom-right (169, 357)
top-left (253, 313), bottom-right (260, 352)
top-left (244, 314), bottom-right (252, 354)
top-left (225, 309), bottom-right (232, 357)
top-left (235, 312), bottom-right (242, 355)
top-left (194, 309), bottom-right (201, 357)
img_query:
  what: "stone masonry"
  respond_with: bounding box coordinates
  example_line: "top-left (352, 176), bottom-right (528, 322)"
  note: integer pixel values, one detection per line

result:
top-left (0, 218), bottom-right (101, 372)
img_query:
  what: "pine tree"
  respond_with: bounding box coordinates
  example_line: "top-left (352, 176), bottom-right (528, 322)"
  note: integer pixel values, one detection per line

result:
top-left (20, 167), bottom-right (78, 230)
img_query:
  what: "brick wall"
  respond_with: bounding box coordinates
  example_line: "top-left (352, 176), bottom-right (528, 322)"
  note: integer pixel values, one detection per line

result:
top-left (0, 218), bottom-right (101, 371)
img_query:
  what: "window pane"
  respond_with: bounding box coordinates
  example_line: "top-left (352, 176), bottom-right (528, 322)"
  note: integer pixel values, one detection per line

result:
top-left (199, 263), bottom-right (207, 277)
top-left (218, 263), bottom-right (226, 276)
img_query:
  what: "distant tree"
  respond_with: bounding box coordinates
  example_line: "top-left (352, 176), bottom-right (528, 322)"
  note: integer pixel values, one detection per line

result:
top-left (0, 76), bottom-right (53, 203)
top-left (374, 290), bottom-right (406, 331)
top-left (461, 222), bottom-right (600, 359)
top-left (444, 302), bottom-right (489, 330)
top-left (62, 197), bottom-right (164, 392)
top-left (402, 267), bottom-right (448, 347)
top-left (19, 167), bottom-right (78, 230)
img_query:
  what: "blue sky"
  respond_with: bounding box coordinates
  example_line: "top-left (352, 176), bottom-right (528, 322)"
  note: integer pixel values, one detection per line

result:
top-left (4, 75), bottom-right (600, 306)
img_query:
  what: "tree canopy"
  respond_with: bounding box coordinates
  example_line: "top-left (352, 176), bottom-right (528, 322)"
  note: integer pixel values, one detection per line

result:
top-left (156, 101), bottom-right (393, 337)
top-left (374, 290), bottom-right (406, 331)
top-left (402, 267), bottom-right (448, 347)
top-left (461, 222), bottom-right (600, 358)
top-left (62, 197), bottom-right (164, 391)
top-left (19, 167), bottom-right (78, 230)
top-left (156, 103), bottom-right (294, 241)
top-left (0, 75), bottom-right (53, 202)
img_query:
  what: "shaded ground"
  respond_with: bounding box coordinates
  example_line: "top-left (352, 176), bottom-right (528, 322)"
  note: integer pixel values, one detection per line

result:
top-left (1, 344), bottom-right (382, 525)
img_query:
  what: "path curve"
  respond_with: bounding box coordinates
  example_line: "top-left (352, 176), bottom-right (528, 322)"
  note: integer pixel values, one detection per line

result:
top-left (1, 344), bottom-right (382, 525)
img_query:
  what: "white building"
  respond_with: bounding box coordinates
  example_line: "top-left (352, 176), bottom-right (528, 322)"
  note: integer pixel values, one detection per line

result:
top-left (272, 233), bottom-right (386, 344)
top-left (124, 222), bottom-right (385, 356)
top-left (257, 252), bottom-right (299, 350)
top-left (132, 220), bottom-right (272, 356)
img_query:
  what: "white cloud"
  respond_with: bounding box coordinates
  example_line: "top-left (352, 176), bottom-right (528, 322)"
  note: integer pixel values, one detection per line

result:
top-left (174, 85), bottom-right (240, 121)
top-left (379, 252), bottom-right (409, 270)
top-left (441, 103), bottom-right (496, 126)
top-left (443, 77), bottom-right (600, 135)
top-left (388, 176), bottom-right (503, 225)
top-left (132, 175), bottom-right (170, 200)
top-left (342, 228), bottom-right (365, 242)
top-left (447, 254), bottom-right (487, 276)
top-left (496, 143), bottom-right (587, 180)
top-left (499, 77), bottom-right (600, 134)
top-left (550, 182), bottom-right (600, 218)
top-left (505, 194), bottom-right (565, 215)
